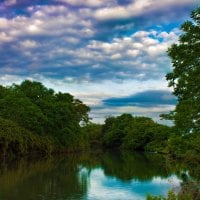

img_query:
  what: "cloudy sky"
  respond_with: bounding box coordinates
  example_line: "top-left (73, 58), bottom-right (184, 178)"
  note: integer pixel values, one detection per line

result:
top-left (0, 0), bottom-right (198, 123)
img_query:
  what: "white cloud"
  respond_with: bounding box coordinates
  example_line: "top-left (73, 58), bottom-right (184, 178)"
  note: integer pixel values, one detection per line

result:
top-left (86, 29), bottom-right (178, 75)
top-left (4, 0), bottom-right (16, 6)
top-left (90, 105), bottom-right (175, 124)
top-left (94, 0), bottom-right (194, 21)
top-left (0, 18), bottom-right (9, 29)
top-left (111, 53), bottom-right (121, 60)
top-left (0, 74), bottom-right (170, 103)
top-left (95, 6), bottom-right (129, 20)
top-left (20, 40), bottom-right (38, 48)
top-left (0, 5), bottom-right (93, 41)
top-left (0, 32), bottom-right (13, 42)
top-left (56, 0), bottom-right (116, 7)
top-left (27, 24), bottom-right (44, 34)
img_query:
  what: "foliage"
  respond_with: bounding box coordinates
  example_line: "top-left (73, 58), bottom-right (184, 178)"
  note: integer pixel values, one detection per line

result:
top-left (147, 179), bottom-right (200, 200)
top-left (149, 8), bottom-right (200, 199)
top-left (0, 87), bottom-right (47, 135)
top-left (102, 114), bottom-right (170, 151)
top-left (0, 117), bottom-right (54, 157)
top-left (82, 122), bottom-right (102, 147)
top-left (160, 6), bottom-right (200, 180)
top-left (163, 7), bottom-right (200, 135)
top-left (102, 114), bottom-right (133, 148)
top-left (0, 80), bottom-right (90, 155)
top-left (147, 191), bottom-right (177, 200)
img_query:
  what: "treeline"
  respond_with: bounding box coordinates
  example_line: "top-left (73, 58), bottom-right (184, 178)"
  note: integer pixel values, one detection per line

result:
top-left (101, 114), bottom-right (170, 153)
top-left (0, 80), bottom-right (90, 157)
top-left (0, 80), bottom-right (173, 158)
top-left (0, 80), bottom-right (199, 161)
top-left (87, 113), bottom-right (200, 166)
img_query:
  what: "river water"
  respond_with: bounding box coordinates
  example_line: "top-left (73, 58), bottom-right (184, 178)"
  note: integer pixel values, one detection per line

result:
top-left (0, 151), bottom-right (182, 200)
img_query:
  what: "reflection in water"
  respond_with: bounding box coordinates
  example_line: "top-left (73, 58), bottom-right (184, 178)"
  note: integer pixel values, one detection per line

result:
top-left (86, 169), bottom-right (180, 200)
top-left (0, 152), bottom-right (182, 200)
top-left (0, 156), bottom-right (88, 200)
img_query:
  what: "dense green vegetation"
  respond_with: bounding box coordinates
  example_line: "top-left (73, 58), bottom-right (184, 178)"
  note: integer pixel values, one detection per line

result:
top-left (0, 80), bottom-right (90, 157)
top-left (147, 7), bottom-right (200, 200)
top-left (0, 80), bottom-right (171, 158)
top-left (101, 114), bottom-right (170, 153)
top-left (160, 7), bottom-right (200, 164)
top-left (0, 117), bottom-right (54, 157)
top-left (163, 7), bottom-right (200, 135)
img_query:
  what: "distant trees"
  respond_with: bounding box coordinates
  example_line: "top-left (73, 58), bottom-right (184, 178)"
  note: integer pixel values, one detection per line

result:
top-left (164, 7), bottom-right (200, 135)
top-left (102, 114), bottom-right (171, 152)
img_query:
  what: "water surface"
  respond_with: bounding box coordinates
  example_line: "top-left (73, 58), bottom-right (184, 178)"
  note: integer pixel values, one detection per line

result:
top-left (0, 151), bottom-right (182, 200)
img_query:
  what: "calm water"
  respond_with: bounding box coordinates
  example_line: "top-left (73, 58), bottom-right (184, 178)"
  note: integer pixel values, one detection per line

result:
top-left (0, 151), bottom-right (182, 200)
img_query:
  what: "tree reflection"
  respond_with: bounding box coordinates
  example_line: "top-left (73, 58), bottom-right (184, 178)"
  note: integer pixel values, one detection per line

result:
top-left (99, 151), bottom-right (172, 181)
top-left (0, 156), bottom-right (88, 200)
top-left (0, 151), bottom-right (197, 200)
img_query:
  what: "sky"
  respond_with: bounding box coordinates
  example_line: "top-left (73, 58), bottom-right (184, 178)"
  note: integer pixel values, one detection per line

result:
top-left (0, 0), bottom-right (198, 124)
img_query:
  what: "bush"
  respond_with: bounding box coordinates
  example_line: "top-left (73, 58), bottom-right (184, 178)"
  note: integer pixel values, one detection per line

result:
top-left (0, 117), bottom-right (54, 157)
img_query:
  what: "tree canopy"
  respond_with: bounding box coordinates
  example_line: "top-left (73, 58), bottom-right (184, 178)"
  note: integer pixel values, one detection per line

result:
top-left (0, 80), bottom-right (90, 153)
top-left (102, 114), bottom-right (171, 152)
top-left (165, 7), bottom-right (200, 135)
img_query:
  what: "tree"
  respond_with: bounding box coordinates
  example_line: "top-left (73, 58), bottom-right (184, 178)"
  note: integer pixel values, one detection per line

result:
top-left (0, 81), bottom-right (91, 150)
top-left (102, 114), bottom-right (133, 148)
top-left (165, 7), bottom-right (200, 135)
top-left (102, 114), bottom-right (170, 151)
top-left (122, 117), bottom-right (156, 150)
top-left (0, 88), bottom-right (47, 135)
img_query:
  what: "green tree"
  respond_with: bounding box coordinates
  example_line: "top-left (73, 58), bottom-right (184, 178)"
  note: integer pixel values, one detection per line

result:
top-left (122, 117), bottom-right (155, 150)
top-left (0, 88), bottom-right (47, 135)
top-left (102, 114), bottom-right (133, 148)
top-left (102, 114), bottom-right (170, 151)
top-left (82, 122), bottom-right (102, 147)
top-left (0, 81), bottom-right (91, 152)
top-left (164, 7), bottom-right (200, 135)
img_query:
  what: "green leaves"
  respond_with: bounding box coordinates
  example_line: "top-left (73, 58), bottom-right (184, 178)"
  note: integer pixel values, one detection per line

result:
top-left (165, 7), bottom-right (200, 135)
top-left (0, 80), bottom-right (90, 153)
top-left (102, 114), bottom-right (170, 151)
top-left (0, 117), bottom-right (54, 157)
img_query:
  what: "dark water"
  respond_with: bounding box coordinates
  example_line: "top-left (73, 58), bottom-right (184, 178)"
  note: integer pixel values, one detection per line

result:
top-left (0, 151), bottom-right (183, 200)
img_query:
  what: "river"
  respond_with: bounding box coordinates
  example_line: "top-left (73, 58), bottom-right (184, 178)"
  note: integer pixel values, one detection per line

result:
top-left (0, 151), bottom-right (183, 200)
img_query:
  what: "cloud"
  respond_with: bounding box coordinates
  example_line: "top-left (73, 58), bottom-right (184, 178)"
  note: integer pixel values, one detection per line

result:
top-left (0, 3), bottom-right (180, 81)
top-left (20, 40), bottom-right (38, 48)
top-left (91, 90), bottom-right (176, 124)
top-left (0, 31), bottom-right (13, 42)
top-left (103, 90), bottom-right (177, 107)
top-left (4, 0), bottom-right (17, 6)
top-left (94, 0), bottom-right (195, 21)
top-left (56, 0), bottom-right (116, 7)
top-left (0, 1), bottom-right (193, 83)
top-left (0, 0), bottom-right (197, 124)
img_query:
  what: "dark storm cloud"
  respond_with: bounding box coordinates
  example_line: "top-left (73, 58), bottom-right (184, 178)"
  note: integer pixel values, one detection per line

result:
top-left (103, 90), bottom-right (177, 107)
